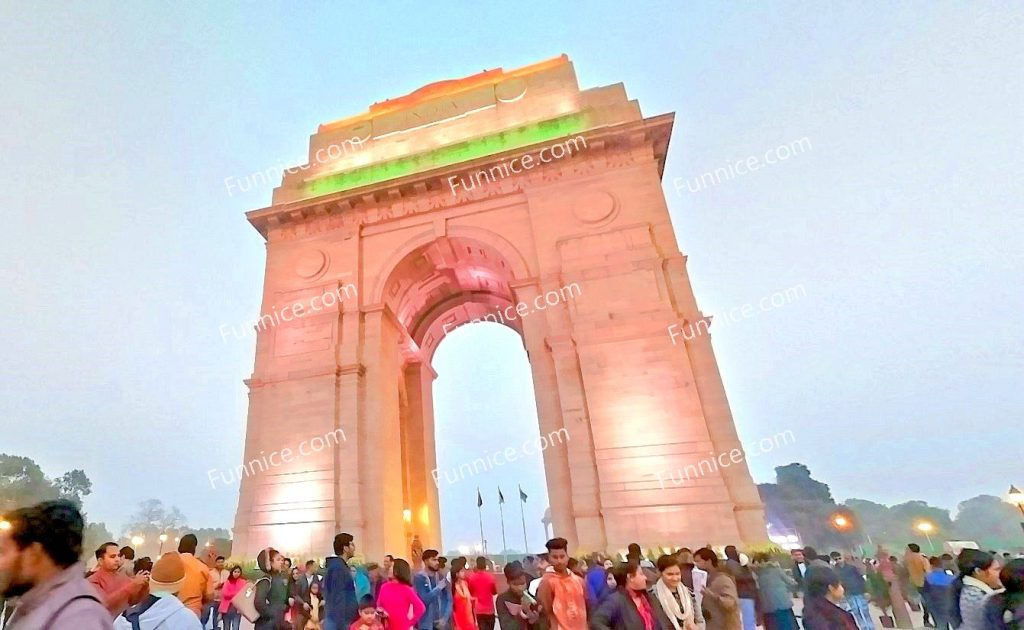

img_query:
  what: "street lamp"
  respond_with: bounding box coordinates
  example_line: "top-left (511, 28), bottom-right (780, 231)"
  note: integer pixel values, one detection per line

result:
top-left (832, 515), bottom-right (850, 530)
top-left (158, 533), bottom-right (168, 555)
top-left (1006, 485), bottom-right (1024, 536)
top-left (915, 521), bottom-right (936, 552)
top-left (131, 535), bottom-right (144, 548)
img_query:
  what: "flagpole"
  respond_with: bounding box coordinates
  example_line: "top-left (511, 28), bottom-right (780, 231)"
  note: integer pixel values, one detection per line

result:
top-left (477, 487), bottom-right (485, 555)
top-left (519, 485), bottom-right (529, 553)
top-left (498, 488), bottom-right (508, 567)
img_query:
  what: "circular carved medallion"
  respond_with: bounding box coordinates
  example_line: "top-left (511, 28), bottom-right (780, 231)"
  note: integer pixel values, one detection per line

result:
top-left (295, 249), bottom-right (328, 279)
top-left (571, 190), bottom-right (618, 226)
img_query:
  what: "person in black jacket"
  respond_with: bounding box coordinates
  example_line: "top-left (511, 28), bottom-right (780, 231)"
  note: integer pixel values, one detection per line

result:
top-left (254, 547), bottom-right (289, 630)
top-left (591, 561), bottom-right (673, 630)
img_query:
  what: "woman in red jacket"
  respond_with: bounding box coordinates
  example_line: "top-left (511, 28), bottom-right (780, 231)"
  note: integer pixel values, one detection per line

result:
top-left (376, 559), bottom-right (426, 630)
top-left (451, 557), bottom-right (478, 630)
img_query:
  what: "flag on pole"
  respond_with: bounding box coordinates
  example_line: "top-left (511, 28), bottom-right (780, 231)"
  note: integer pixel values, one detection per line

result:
top-left (477, 488), bottom-right (483, 507)
top-left (499, 487), bottom-right (505, 504)
top-left (519, 485), bottom-right (528, 502)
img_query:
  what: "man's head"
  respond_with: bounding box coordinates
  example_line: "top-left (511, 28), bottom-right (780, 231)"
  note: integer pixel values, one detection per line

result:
top-left (305, 559), bottom-right (317, 574)
top-left (536, 552), bottom-right (550, 571)
top-left (284, 557), bottom-right (293, 570)
top-left (422, 549), bottom-right (440, 571)
top-left (95, 542), bottom-right (120, 572)
top-left (627, 543), bottom-right (642, 561)
top-left (215, 556), bottom-right (225, 570)
top-left (791, 549), bottom-right (805, 563)
top-left (693, 547), bottom-right (718, 572)
top-left (546, 538), bottom-right (570, 573)
top-left (0, 500), bottom-right (85, 598)
top-left (333, 533), bottom-right (355, 559)
top-left (383, 554), bottom-right (394, 569)
top-left (178, 534), bottom-right (198, 555)
top-left (504, 563), bottom-right (529, 595)
top-left (929, 556), bottom-right (942, 569)
top-left (120, 546), bottom-right (135, 562)
top-left (802, 546), bottom-right (817, 561)
top-left (908, 543), bottom-right (920, 553)
top-left (475, 556), bottom-right (488, 571)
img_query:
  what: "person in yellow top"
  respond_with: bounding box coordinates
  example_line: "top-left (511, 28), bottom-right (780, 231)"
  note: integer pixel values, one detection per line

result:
top-left (175, 534), bottom-right (212, 616)
top-left (903, 543), bottom-right (932, 625)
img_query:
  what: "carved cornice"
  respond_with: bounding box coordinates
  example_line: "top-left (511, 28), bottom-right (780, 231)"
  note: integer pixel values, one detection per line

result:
top-left (245, 114), bottom-right (674, 241)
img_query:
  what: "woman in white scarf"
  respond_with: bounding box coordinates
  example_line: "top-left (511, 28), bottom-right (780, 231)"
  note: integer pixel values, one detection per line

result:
top-left (652, 555), bottom-right (698, 630)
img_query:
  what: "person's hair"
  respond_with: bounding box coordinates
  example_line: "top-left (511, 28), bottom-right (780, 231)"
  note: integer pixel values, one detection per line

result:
top-left (802, 546), bottom-right (818, 560)
top-left (228, 564), bottom-right (243, 578)
top-left (929, 556), bottom-right (942, 568)
top-left (438, 557), bottom-right (448, 567)
top-left (95, 541), bottom-right (118, 560)
top-left (805, 566), bottom-right (841, 598)
top-left (724, 545), bottom-right (739, 561)
top-left (284, 557), bottom-right (293, 566)
top-left (568, 557), bottom-right (580, 570)
top-left (679, 547), bottom-right (692, 554)
top-left (306, 560), bottom-right (317, 569)
top-left (537, 552), bottom-right (549, 563)
top-left (178, 534), bottom-right (198, 554)
top-left (627, 543), bottom-right (642, 559)
top-left (334, 532), bottom-right (353, 555)
top-left (942, 553), bottom-right (953, 561)
top-left (422, 549), bottom-right (439, 562)
top-left (385, 554), bottom-right (394, 561)
top-left (120, 546), bottom-right (135, 560)
top-left (546, 537), bottom-right (568, 552)
top-left (952, 549), bottom-right (997, 626)
top-left (829, 551), bottom-right (841, 560)
top-left (994, 559), bottom-right (1024, 618)
top-left (133, 557), bottom-right (153, 574)
top-left (611, 560), bottom-right (641, 588)
top-left (694, 547), bottom-right (718, 567)
top-left (908, 543), bottom-right (920, 553)
top-left (358, 594), bottom-right (376, 611)
top-left (504, 562), bottom-right (526, 583)
top-left (451, 556), bottom-right (468, 576)
top-left (889, 556), bottom-right (898, 563)
top-left (392, 558), bottom-right (413, 585)
top-left (656, 554), bottom-right (679, 572)
top-left (257, 547), bottom-right (280, 574)
top-left (365, 561), bottom-right (380, 571)
top-left (3, 501), bottom-right (85, 569)
top-left (216, 555), bottom-right (225, 562)
top-left (476, 556), bottom-right (488, 570)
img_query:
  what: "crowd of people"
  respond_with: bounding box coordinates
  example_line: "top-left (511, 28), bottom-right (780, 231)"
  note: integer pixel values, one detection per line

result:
top-left (1, 499), bottom-right (1023, 629)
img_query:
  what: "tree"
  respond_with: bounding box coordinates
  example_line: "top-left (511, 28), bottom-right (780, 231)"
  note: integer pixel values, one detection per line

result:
top-left (53, 469), bottom-right (92, 509)
top-left (758, 463), bottom-right (857, 550)
top-left (83, 521), bottom-right (115, 559)
top-left (0, 454), bottom-right (56, 511)
top-left (953, 495), bottom-right (1024, 550)
top-left (122, 499), bottom-right (188, 543)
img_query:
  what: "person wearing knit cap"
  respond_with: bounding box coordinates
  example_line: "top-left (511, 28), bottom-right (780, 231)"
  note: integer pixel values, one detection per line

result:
top-left (254, 546), bottom-right (290, 630)
top-left (113, 552), bottom-right (202, 630)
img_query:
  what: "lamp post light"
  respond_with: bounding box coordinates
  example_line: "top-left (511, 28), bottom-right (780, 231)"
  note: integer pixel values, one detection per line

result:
top-left (131, 535), bottom-right (144, 548)
top-left (159, 533), bottom-right (168, 555)
top-left (1006, 485), bottom-right (1024, 536)
top-left (915, 521), bottom-right (936, 552)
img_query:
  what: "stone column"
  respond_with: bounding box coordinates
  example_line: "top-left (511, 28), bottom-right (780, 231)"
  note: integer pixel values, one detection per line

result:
top-left (664, 254), bottom-right (766, 542)
top-left (402, 359), bottom-right (442, 549)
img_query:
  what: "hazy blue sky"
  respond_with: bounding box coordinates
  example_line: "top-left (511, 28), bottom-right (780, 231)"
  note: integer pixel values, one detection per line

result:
top-left (1, 2), bottom-right (1021, 552)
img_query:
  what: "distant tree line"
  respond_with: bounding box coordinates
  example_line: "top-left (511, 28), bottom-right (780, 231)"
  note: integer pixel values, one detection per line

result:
top-left (760, 462), bottom-right (1024, 552)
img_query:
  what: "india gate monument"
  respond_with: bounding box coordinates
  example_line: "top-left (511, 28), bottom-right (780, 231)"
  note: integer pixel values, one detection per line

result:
top-left (232, 55), bottom-right (767, 559)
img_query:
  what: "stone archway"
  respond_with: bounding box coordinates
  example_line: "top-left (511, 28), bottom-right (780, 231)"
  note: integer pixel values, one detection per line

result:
top-left (232, 55), bottom-right (766, 561)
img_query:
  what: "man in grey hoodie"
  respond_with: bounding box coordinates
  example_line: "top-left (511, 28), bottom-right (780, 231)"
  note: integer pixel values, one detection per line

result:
top-left (114, 551), bottom-right (202, 630)
top-left (0, 500), bottom-right (110, 629)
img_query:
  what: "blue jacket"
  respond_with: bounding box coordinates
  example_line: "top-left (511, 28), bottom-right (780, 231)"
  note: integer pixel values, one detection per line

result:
top-left (414, 569), bottom-right (449, 630)
top-left (323, 556), bottom-right (358, 625)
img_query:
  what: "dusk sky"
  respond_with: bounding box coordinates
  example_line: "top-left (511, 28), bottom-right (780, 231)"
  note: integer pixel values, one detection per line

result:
top-left (2, 2), bottom-right (1021, 552)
